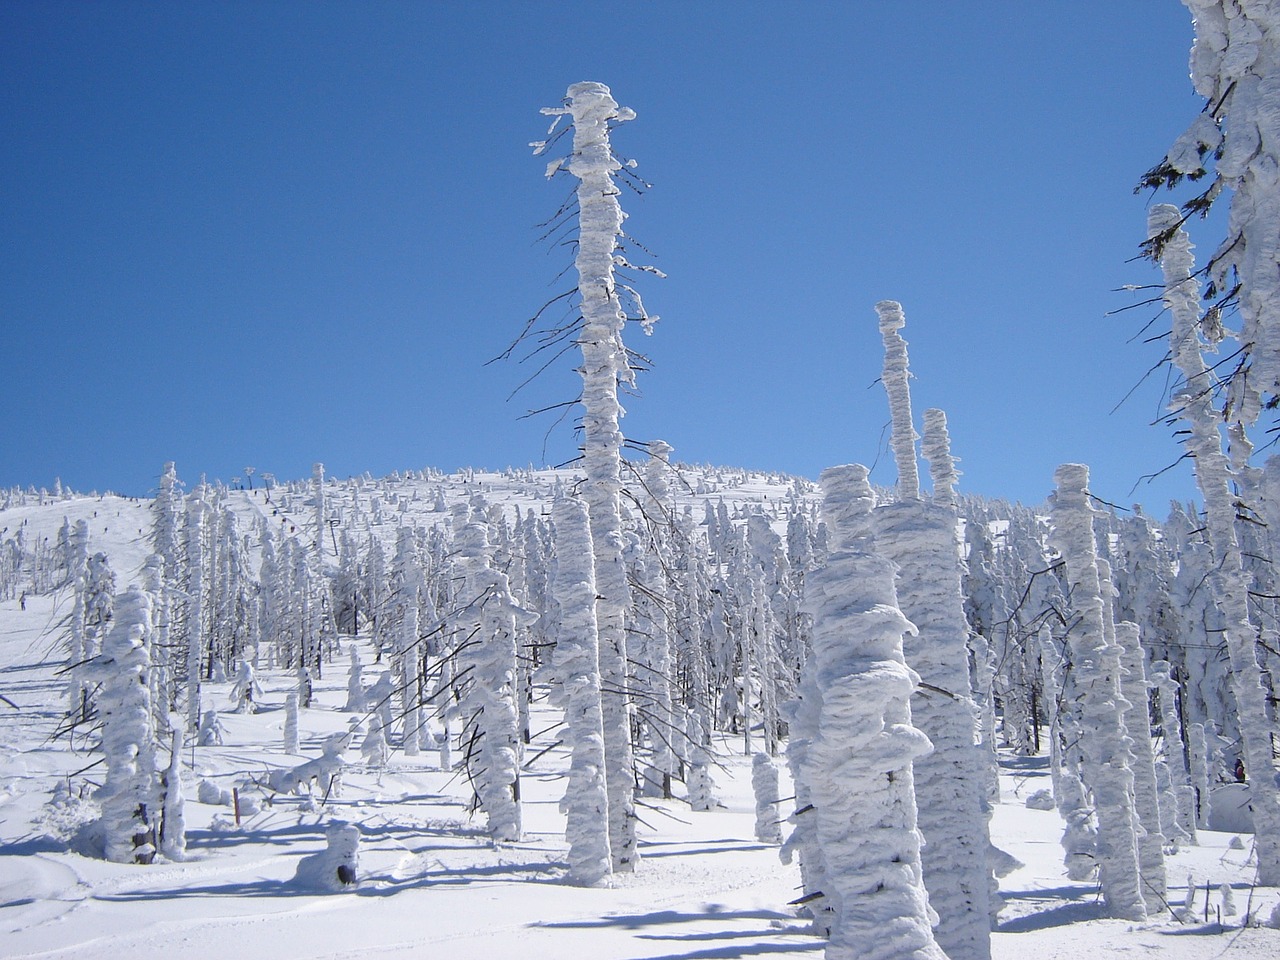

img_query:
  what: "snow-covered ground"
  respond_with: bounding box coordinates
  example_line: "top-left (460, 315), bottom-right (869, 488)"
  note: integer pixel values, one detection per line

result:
top-left (1, 483), bottom-right (1277, 960)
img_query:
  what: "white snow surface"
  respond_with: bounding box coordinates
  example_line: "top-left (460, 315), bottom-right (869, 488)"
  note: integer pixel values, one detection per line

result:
top-left (0, 476), bottom-right (1278, 959)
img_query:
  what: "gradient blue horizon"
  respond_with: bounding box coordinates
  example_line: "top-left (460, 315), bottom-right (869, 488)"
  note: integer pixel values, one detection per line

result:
top-left (1, 2), bottom-right (1221, 511)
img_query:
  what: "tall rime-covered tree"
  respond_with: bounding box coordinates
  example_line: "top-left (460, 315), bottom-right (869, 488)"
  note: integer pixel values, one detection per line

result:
top-left (87, 585), bottom-right (159, 864)
top-left (796, 464), bottom-right (945, 960)
top-left (1150, 203), bottom-right (1280, 884)
top-left (873, 302), bottom-right (995, 960)
top-left (533, 81), bottom-right (661, 872)
top-left (1050, 464), bottom-right (1146, 920)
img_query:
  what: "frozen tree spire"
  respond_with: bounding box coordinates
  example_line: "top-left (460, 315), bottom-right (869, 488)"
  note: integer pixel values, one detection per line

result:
top-left (877, 301), bottom-right (920, 502)
top-left (1150, 203), bottom-right (1280, 884)
top-left (536, 81), bottom-right (654, 871)
top-left (921, 409), bottom-right (959, 508)
top-left (876, 333), bottom-right (993, 959)
top-left (751, 752), bottom-right (783, 845)
top-left (799, 464), bottom-right (945, 960)
top-left (312, 462), bottom-right (327, 558)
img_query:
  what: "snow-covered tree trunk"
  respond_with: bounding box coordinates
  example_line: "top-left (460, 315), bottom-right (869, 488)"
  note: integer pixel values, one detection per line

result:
top-left (751, 752), bottom-right (783, 845)
top-left (313, 462), bottom-right (328, 558)
top-left (641, 440), bottom-right (678, 794)
top-left (159, 715), bottom-right (186, 861)
top-left (1050, 464), bottom-right (1147, 920)
top-left (1040, 620), bottom-right (1098, 882)
top-left (1149, 661), bottom-right (1196, 845)
top-left (549, 496), bottom-right (612, 886)
top-left (876, 301), bottom-right (920, 501)
top-left (284, 691), bottom-right (300, 755)
top-left (65, 519), bottom-right (91, 728)
top-left (456, 521), bottom-right (527, 843)
top-left (1151, 203), bottom-right (1280, 884)
top-left (87, 585), bottom-right (159, 864)
top-left (800, 464), bottom-right (945, 960)
top-left (1114, 620), bottom-right (1167, 911)
top-left (1037, 620), bottom-right (1102, 878)
top-left (540, 81), bottom-right (645, 872)
top-left (344, 643), bottom-right (365, 713)
top-left (184, 497), bottom-right (207, 734)
top-left (1187, 721), bottom-right (1213, 830)
top-left (873, 309), bottom-right (994, 960)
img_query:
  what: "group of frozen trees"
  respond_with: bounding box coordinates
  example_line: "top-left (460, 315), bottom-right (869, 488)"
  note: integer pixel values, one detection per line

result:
top-left (17, 11), bottom-right (1280, 955)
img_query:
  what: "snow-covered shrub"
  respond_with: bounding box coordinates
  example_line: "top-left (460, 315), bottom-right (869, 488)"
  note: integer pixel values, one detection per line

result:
top-left (1025, 791), bottom-right (1056, 811)
top-left (269, 731), bottom-right (350, 798)
top-left (293, 821), bottom-right (359, 892)
top-left (228, 660), bottom-right (261, 714)
top-left (198, 779), bottom-right (232, 806)
top-left (197, 707), bottom-right (223, 747)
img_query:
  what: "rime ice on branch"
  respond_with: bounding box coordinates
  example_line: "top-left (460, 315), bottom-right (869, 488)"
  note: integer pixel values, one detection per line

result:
top-left (1159, 0), bottom-right (1280, 422)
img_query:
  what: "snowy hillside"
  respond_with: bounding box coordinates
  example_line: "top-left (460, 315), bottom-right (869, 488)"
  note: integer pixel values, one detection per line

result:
top-left (0, 466), bottom-right (1277, 960)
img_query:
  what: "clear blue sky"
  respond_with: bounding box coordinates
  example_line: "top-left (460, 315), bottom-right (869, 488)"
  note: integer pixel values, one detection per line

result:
top-left (1, 2), bottom-right (1219, 510)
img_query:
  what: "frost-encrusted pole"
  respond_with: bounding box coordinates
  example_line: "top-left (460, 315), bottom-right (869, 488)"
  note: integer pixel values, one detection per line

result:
top-left (1050, 464), bottom-right (1146, 920)
top-left (537, 82), bottom-right (651, 871)
top-left (801, 464), bottom-right (945, 960)
top-left (1150, 203), bottom-right (1280, 883)
top-left (549, 496), bottom-right (612, 886)
top-left (877, 301), bottom-right (920, 502)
